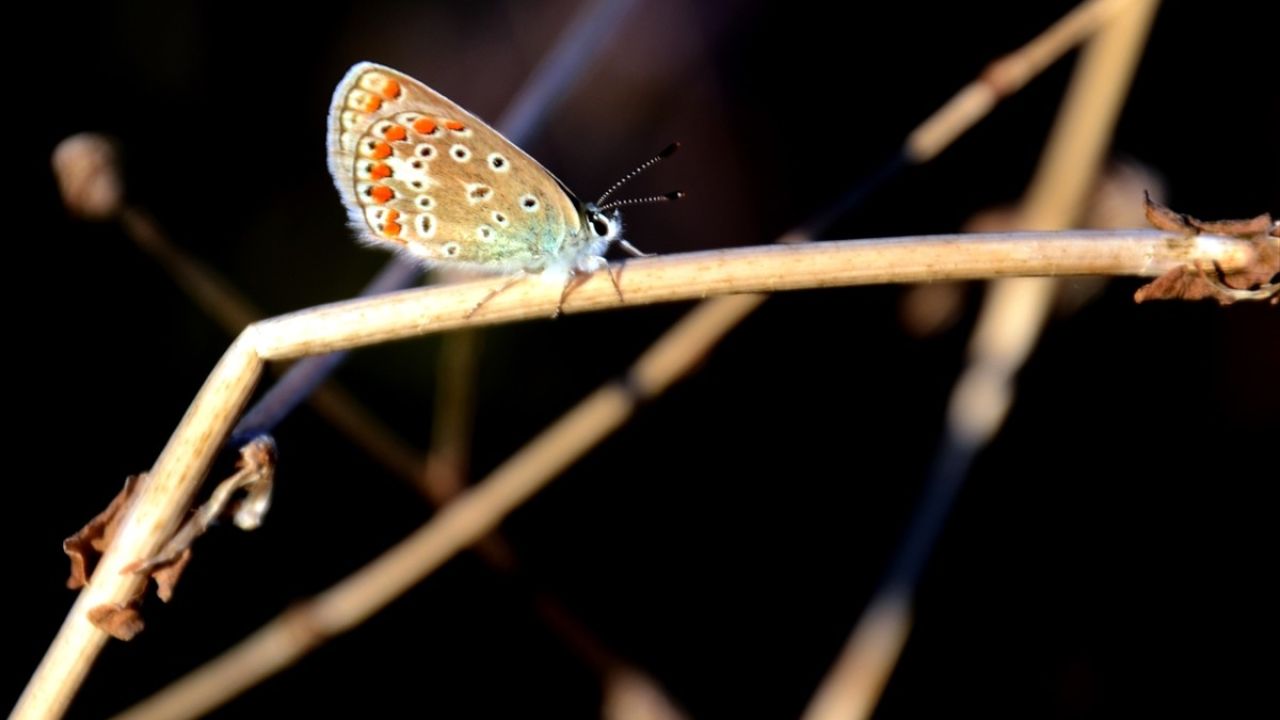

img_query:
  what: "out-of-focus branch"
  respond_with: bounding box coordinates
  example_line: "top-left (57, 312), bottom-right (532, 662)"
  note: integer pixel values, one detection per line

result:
top-left (802, 2), bottom-right (1164, 719)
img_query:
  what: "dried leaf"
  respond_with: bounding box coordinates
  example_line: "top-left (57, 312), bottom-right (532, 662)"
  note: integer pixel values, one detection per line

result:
top-left (1143, 193), bottom-right (1274, 236)
top-left (1143, 192), bottom-right (1194, 233)
top-left (152, 548), bottom-right (193, 603)
top-left (88, 602), bottom-right (145, 641)
top-left (1138, 196), bottom-right (1280, 305)
top-left (63, 438), bottom-right (278, 641)
top-left (1134, 267), bottom-right (1221, 303)
top-left (64, 476), bottom-right (140, 590)
top-left (1225, 229), bottom-right (1280, 291)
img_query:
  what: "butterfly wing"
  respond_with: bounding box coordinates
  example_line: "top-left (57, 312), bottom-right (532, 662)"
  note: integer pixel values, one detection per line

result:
top-left (327, 62), bottom-right (584, 272)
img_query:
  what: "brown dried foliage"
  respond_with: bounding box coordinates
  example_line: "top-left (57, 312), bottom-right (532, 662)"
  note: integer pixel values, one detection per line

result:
top-left (1136, 195), bottom-right (1279, 305)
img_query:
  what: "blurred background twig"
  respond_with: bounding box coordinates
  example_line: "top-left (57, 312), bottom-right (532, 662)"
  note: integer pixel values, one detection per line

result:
top-left (804, 2), bottom-right (1163, 717)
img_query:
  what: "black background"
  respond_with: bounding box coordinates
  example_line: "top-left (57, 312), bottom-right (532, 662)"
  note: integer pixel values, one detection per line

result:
top-left (10, 1), bottom-right (1277, 717)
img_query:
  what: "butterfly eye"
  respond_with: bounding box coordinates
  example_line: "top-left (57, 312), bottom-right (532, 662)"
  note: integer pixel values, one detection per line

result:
top-left (590, 214), bottom-right (611, 237)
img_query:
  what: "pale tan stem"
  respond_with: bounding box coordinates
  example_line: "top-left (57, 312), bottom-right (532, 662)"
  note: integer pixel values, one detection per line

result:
top-left (248, 230), bottom-right (1254, 362)
top-left (803, 3), bottom-right (1164, 719)
top-left (11, 332), bottom-right (265, 720)
top-left (112, 386), bottom-right (634, 720)
top-left (111, 291), bottom-right (772, 720)
top-left (1019, 0), bottom-right (1161, 229)
top-left (421, 329), bottom-right (480, 502)
top-left (16, 224), bottom-right (1266, 720)
top-left (801, 591), bottom-right (913, 720)
top-left (120, 206), bottom-right (424, 486)
top-left (906, 0), bottom-right (1135, 163)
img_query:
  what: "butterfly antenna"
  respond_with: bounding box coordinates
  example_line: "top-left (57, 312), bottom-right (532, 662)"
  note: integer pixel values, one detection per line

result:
top-left (597, 191), bottom-right (685, 213)
top-left (595, 142), bottom-right (681, 206)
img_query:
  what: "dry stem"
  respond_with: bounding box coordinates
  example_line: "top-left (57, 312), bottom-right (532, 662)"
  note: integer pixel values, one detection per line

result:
top-left (119, 207), bottom-right (424, 484)
top-left (803, 2), bottom-right (1164, 718)
top-left (12, 227), bottom-right (1268, 720)
top-left (248, 231), bottom-right (1256, 361)
top-left (906, 0), bottom-right (1136, 162)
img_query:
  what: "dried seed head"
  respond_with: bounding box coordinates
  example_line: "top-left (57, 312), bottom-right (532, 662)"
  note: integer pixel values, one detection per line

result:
top-left (52, 133), bottom-right (124, 220)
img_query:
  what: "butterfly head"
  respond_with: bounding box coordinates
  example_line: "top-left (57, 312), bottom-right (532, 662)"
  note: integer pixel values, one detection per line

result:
top-left (585, 204), bottom-right (623, 243)
top-left (569, 141), bottom-right (683, 263)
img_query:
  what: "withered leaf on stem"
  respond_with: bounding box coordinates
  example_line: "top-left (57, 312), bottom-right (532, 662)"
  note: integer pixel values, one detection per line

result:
top-left (1136, 194), bottom-right (1279, 305)
top-left (152, 548), bottom-right (193, 603)
top-left (63, 437), bottom-right (276, 642)
top-left (63, 474), bottom-right (199, 640)
top-left (1143, 193), bottom-right (1275, 236)
top-left (87, 603), bottom-right (146, 642)
top-left (64, 475), bottom-right (139, 591)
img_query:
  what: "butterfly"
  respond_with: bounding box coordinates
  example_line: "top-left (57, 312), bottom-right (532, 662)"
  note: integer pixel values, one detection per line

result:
top-left (326, 62), bottom-right (679, 309)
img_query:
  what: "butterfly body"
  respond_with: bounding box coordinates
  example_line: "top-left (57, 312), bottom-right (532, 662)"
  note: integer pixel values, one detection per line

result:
top-left (327, 62), bottom-right (621, 284)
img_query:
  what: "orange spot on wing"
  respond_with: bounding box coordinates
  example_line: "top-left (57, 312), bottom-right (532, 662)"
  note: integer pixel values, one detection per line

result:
top-left (371, 142), bottom-right (392, 159)
top-left (363, 96), bottom-right (383, 113)
top-left (444, 120), bottom-right (465, 131)
top-left (383, 125), bottom-right (407, 142)
top-left (381, 78), bottom-right (402, 99)
top-left (371, 185), bottom-right (394, 204)
top-left (413, 118), bottom-right (437, 134)
top-left (370, 163), bottom-right (392, 179)
top-left (383, 209), bottom-right (402, 236)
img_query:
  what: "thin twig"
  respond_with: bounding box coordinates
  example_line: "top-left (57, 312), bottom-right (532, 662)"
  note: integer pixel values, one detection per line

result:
top-left (421, 327), bottom-right (480, 502)
top-left (110, 291), bottom-right (771, 720)
top-left (247, 231), bottom-right (1258, 361)
top-left (117, 207), bottom-right (425, 484)
top-left (12, 332), bottom-right (264, 720)
top-left (905, 0), bottom-right (1137, 163)
top-left (13, 226), bottom-right (1268, 720)
top-left (802, 2), bottom-right (1164, 718)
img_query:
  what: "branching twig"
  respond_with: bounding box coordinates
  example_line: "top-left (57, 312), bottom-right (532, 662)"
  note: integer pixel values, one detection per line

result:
top-left (803, 2), bottom-right (1164, 718)
top-left (905, 0), bottom-right (1136, 163)
top-left (13, 226), bottom-right (1271, 720)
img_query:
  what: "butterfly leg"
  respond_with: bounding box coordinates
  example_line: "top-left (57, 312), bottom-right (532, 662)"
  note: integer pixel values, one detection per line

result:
top-left (554, 255), bottom-right (625, 316)
top-left (605, 264), bottom-right (625, 302)
top-left (618, 239), bottom-right (656, 258)
top-left (464, 271), bottom-right (529, 320)
top-left (555, 272), bottom-right (594, 318)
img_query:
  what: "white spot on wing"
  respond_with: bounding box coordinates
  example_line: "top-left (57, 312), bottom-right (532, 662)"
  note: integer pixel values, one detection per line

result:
top-left (414, 213), bottom-right (437, 239)
top-left (346, 89), bottom-right (376, 110)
